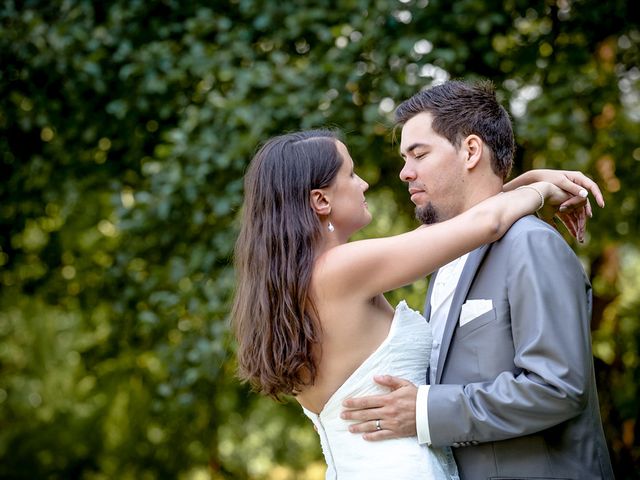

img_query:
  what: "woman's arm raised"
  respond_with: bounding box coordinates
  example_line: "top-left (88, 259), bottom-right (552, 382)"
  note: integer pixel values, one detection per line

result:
top-left (315, 181), bottom-right (570, 300)
top-left (504, 169), bottom-right (604, 243)
top-left (504, 169), bottom-right (604, 208)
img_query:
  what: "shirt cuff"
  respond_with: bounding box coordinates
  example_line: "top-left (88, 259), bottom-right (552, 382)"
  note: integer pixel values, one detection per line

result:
top-left (416, 384), bottom-right (432, 445)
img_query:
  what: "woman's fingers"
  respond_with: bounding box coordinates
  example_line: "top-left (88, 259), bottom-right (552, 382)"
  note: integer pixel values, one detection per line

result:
top-left (557, 207), bottom-right (588, 243)
top-left (562, 171), bottom-right (605, 208)
top-left (559, 196), bottom-right (591, 217)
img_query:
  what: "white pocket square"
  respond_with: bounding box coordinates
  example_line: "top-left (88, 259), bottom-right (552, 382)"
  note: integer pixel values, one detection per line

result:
top-left (459, 299), bottom-right (493, 327)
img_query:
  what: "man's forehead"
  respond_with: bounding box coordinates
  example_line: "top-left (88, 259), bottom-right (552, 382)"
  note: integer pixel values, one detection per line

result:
top-left (400, 116), bottom-right (431, 151)
top-left (402, 112), bottom-right (433, 133)
top-left (400, 114), bottom-right (433, 152)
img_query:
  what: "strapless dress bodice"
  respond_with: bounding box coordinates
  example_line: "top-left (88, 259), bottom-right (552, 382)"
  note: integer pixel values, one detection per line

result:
top-left (302, 301), bottom-right (459, 479)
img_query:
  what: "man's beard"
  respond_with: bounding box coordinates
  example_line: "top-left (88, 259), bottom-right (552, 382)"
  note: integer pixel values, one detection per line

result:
top-left (415, 202), bottom-right (440, 225)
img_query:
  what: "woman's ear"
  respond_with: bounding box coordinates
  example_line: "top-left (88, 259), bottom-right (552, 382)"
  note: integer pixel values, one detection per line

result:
top-left (463, 134), bottom-right (483, 170)
top-left (310, 189), bottom-right (331, 216)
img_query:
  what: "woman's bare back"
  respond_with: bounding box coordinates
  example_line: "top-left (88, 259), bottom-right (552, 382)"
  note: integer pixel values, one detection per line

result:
top-left (297, 292), bottom-right (395, 413)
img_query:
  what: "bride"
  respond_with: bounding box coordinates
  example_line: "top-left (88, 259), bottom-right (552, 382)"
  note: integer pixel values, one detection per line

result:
top-left (231, 129), bottom-right (594, 479)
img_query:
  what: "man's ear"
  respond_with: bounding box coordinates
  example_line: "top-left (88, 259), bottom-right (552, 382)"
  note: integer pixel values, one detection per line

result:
top-left (310, 189), bottom-right (331, 215)
top-left (463, 134), bottom-right (483, 170)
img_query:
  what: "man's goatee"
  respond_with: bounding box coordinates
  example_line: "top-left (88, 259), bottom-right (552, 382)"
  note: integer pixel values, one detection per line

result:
top-left (416, 203), bottom-right (439, 225)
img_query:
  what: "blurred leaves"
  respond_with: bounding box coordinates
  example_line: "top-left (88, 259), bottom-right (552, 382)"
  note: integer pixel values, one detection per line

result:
top-left (1, 0), bottom-right (639, 478)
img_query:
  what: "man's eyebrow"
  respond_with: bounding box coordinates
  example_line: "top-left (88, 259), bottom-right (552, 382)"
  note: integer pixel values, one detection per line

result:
top-left (399, 142), bottom-right (427, 158)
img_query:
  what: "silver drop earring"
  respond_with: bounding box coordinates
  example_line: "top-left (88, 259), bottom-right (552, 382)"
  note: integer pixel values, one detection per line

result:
top-left (327, 221), bottom-right (335, 232)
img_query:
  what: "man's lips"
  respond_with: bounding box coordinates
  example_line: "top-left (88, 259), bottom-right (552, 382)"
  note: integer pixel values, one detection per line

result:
top-left (409, 187), bottom-right (426, 203)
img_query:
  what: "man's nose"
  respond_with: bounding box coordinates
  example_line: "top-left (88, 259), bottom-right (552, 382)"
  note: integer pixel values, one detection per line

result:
top-left (399, 163), bottom-right (415, 182)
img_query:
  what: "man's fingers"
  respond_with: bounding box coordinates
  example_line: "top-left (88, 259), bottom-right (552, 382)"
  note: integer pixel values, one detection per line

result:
top-left (342, 376), bottom-right (411, 410)
top-left (348, 418), bottom-right (383, 434)
top-left (362, 430), bottom-right (396, 441)
top-left (341, 407), bottom-right (379, 423)
top-left (342, 394), bottom-right (385, 410)
top-left (373, 375), bottom-right (411, 390)
top-left (349, 418), bottom-right (402, 441)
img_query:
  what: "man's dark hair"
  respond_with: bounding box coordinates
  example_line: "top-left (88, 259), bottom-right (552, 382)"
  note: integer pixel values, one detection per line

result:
top-left (395, 80), bottom-right (515, 180)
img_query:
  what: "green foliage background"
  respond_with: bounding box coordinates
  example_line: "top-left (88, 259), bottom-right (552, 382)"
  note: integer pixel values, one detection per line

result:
top-left (1, 1), bottom-right (638, 478)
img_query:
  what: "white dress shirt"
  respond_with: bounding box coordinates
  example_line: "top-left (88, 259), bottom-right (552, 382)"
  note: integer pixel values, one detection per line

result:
top-left (416, 253), bottom-right (469, 445)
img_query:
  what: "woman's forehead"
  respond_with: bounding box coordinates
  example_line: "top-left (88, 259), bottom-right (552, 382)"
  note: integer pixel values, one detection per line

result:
top-left (334, 140), bottom-right (353, 166)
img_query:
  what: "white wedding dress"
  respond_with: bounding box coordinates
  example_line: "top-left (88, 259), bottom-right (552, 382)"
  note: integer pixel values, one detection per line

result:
top-left (302, 301), bottom-right (459, 479)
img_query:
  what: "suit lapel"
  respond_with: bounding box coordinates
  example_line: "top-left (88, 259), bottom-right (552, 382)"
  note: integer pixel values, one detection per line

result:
top-left (435, 244), bottom-right (491, 384)
top-left (423, 271), bottom-right (438, 384)
top-left (423, 270), bottom-right (438, 322)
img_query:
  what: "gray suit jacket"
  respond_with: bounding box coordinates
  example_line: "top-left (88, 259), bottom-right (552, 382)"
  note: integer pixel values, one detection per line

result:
top-left (425, 216), bottom-right (614, 480)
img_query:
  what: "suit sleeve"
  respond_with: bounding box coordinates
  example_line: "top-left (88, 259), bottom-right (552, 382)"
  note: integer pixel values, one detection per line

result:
top-left (427, 226), bottom-right (593, 446)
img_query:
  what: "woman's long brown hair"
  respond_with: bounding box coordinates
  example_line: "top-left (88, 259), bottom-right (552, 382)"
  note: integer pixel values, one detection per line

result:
top-left (231, 130), bottom-right (342, 399)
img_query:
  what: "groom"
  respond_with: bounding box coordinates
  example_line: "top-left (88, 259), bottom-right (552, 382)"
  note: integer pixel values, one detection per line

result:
top-left (341, 80), bottom-right (614, 479)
